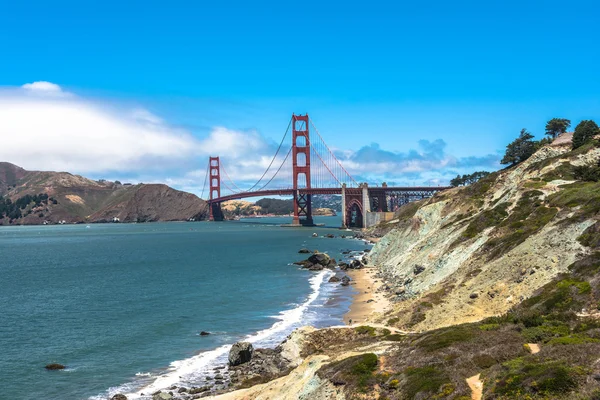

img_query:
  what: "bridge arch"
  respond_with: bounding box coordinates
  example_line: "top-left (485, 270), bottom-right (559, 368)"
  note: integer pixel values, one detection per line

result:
top-left (346, 198), bottom-right (364, 228)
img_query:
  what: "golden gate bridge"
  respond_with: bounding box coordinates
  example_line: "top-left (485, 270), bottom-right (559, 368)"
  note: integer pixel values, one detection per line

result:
top-left (201, 114), bottom-right (450, 228)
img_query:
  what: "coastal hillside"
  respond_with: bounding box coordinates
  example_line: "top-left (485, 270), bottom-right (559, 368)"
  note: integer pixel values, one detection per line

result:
top-left (368, 136), bottom-right (600, 331)
top-left (0, 162), bottom-right (208, 225)
top-left (181, 133), bottom-right (600, 400)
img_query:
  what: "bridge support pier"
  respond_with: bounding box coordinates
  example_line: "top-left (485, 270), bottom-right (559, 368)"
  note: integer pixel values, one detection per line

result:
top-left (209, 203), bottom-right (224, 221)
top-left (362, 184), bottom-right (370, 217)
top-left (292, 191), bottom-right (314, 226)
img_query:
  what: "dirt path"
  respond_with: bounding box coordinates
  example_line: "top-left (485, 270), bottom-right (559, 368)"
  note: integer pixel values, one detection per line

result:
top-left (466, 373), bottom-right (483, 400)
top-left (528, 343), bottom-right (540, 354)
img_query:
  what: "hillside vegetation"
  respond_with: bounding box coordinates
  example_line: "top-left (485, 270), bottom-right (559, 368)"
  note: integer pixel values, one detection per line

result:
top-left (369, 136), bottom-right (600, 332)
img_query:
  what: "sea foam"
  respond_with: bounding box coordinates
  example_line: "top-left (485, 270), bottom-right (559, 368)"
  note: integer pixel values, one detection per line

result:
top-left (94, 269), bottom-right (334, 400)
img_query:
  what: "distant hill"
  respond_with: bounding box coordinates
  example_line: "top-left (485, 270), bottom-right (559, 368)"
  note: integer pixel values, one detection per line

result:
top-left (0, 162), bottom-right (208, 225)
top-left (219, 196), bottom-right (341, 219)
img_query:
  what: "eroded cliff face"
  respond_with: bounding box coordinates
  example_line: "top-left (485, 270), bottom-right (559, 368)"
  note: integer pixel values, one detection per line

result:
top-left (369, 141), bottom-right (600, 331)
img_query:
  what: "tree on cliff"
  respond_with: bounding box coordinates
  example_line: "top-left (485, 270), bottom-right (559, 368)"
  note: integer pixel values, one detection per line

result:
top-left (450, 171), bottom-right (490, 187)
top-left (545, 118), bottom-right (571, 139)
top-left (501, 129), bottom-right (536, 165)
top-left (572, 120), bottom-right (600, 150)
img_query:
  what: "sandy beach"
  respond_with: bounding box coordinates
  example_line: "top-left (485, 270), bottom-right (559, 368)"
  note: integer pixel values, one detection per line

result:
top-left (343, 265), bottom-right (390, 325)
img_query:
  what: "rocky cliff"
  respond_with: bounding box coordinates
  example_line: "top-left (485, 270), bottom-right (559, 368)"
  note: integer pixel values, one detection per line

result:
top-left (0, 162), bottom-right (208, 225)
top-left (369, 138), bottom-right (600, 331)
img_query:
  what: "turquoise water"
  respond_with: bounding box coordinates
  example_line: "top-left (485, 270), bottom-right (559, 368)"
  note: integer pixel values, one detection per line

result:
top-left (0, 217), bottom-right (368, 399)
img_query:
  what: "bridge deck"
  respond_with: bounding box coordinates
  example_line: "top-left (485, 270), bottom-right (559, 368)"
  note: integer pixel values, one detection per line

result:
top-left (208, 186), bottom-right (451, 204)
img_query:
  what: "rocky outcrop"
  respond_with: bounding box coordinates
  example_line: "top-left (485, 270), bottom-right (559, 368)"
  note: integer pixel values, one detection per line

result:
top-left (294, 252), bottom-right (338, 271)
top-left (228, 342), bottom-right (253, 366)
top-left (110, 395), bottom-right (128, 400)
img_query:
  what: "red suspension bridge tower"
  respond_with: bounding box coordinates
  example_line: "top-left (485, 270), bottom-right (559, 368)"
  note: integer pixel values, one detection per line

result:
top-left (291, 114), bottom-right (314, 226)
top-left (208, 156), bottom-right (224, 221)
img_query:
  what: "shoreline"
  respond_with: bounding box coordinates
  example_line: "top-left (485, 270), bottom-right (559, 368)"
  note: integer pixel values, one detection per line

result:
top-left (343, 265), bottom-right (390, 325)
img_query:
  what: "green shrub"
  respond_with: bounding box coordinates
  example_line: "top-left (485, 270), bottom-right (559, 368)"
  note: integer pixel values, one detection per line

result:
top-left (521, 323), bottom-right (570, 343)
top-left (479, 323), bottom-right (500, 331)
top-left (472, 353), bottom-right (497, 369)
top-left (492, 358), bottom-right (578, 396)
top-left (387, 317), bottom-right (400, 326)
top-left (547, 335), bottom-right (600, 345)
top-left (354, 326), bottom-right (376, 336)
top-left (403, 366), bottom-right (451, 399)
top-left (416, 325), bottom-right (474, 351)
top-left (384, 334), bottom-right (405, 342)
top-left (578, 222), bottom-right (600, 249)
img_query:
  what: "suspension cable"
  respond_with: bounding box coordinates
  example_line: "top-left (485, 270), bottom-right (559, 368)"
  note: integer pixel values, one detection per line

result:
top-left (200, 160), bottom-right (210, 199)
top-left (244, 117), bottom-right (293, 192)
top-left (309, 119), bottom-right (359, 186)
top-left (256, 145), bottom-right (293, 191)
top-left (220, 161), bottom-right (243, 193)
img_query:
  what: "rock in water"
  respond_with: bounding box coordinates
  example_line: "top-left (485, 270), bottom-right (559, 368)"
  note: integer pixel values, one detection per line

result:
top-left (228, 342), bottom-right (254, 366)
top-left (341, 276), bottom-right (351, 286)
top-left (308, 253), bottom-right (331, 266)
top-left (199, 331), bottom-right (210, 336)
top-left (328, 276), bottom-right (341, 283)
top-left (298, 248), bottom-right (311, 254)
top-left (45, 363), bottom-right (65, 370)
top-left (111, 395), bottom-right (128, 400)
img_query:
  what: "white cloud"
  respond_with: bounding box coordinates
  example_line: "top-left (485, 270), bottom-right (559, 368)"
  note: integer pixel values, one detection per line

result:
top-left (0, 83), bottom-right (203, 174)
top-left (21, 81), bottom-right (67, 96)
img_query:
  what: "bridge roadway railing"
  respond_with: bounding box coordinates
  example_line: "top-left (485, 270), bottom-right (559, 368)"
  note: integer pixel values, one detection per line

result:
top-left (207, 186), bottom-right (451, 205)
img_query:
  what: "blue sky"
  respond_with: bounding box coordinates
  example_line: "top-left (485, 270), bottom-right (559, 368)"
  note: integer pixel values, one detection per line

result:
top-left (1, 0), bottom-right (599, 195)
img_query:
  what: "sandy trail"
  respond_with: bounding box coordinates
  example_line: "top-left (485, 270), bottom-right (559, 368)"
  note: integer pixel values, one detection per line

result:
top-left (528, 343), bottom-right (540, 354)
top-left (466, 373), bottom-right (483, 400)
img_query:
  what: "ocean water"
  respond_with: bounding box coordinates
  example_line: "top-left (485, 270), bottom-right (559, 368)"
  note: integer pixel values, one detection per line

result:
top-left (0, 216), bottom-right (368, 399)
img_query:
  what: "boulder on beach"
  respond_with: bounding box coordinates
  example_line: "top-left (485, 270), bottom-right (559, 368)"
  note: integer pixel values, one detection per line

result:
top-left (328, 276), bottom-right (341, 283)
top-left (229, 341), bottom-right (254, 366)
top-left (341, 276), bottom-right (351, 286)
top-left (338, 262), bottom-right (349, 270)
top-left (111, 395), bottom-right (128, 400)
top-left (350, 259), bottom-right (364, 269)
top-left (152, 392), bottom-right (173, 400)
top-left (45, 363), bottom-right (65, 370)
top-left (188, 386), bottom-right (210, 394)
